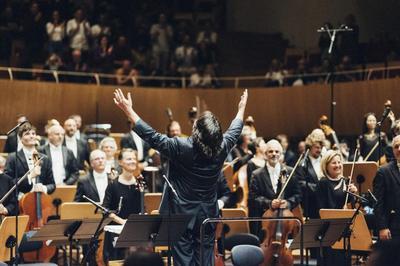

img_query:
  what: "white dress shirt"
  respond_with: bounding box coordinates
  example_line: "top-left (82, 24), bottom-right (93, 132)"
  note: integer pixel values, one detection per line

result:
top-left (309, 155), bottom-right (323, 180)
top-left (130, 130), bottom-right (144, 161)
top-left (50, 144), bottom-right (66, 185)
top-left (267, 162), bottom-right (281, 193)
top-left (65, 135), bottom-right (78, 158)
top-left (93, 170), bottom-right (108, 203)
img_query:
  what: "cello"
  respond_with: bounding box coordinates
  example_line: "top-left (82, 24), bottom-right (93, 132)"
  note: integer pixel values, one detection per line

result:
top-left (19, 151), bottom-right (56, 262)
top-left (261, 155), bottom-right (304, 266)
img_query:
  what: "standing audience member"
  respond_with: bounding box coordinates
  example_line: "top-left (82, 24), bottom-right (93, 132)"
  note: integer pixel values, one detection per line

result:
top-left (46, 10), bottom-right (65, 55)
top-left (66, 8), bottom-right (91, 53)
top-left (150, 14), bottom-right (173, 76)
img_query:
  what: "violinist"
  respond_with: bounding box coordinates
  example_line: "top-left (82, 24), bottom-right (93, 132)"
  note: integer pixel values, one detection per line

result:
top-left (231, 126), bottom-right (253, 172)
top-left (102, 148), bottom-right (143, 262)
top-left (358, 112), bottom-right (388, 162)
top-left (246, 137), bottom-right (266, 185)
top-left (248, 139), bottom-right (302, 240)
top-left (5, 122), bottom-right (55, 195)
top-left (316, 150), bottom-right (357, 266)
top-left (373, 135), bottom-right (400, 241)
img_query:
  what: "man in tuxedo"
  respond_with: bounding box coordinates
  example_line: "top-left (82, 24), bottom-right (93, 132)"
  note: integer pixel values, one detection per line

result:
top-left (3, 114), bottom-right (27, 153)
top-left (295, 130), bottom-right (325, 219)
top-left (374, 135), bottom-right (400, 240)
top-left (63, 118), bottom-right (90, 170)
top-left (38, 124), bottom-right (80, 185)
top-left (120, 122), bottom-right (150, 164)
top-left (5, 122), bottom-right (55, 194)
top-left (113, 88), bottom-right (247, 266)
top-left (69, 114), bottom-right (88, 142)
top-left (248, 139), bottom-right (301, 239)
top-left (0, 155), bottom-right (17, 216)
top-left (74, 149), bottom-right (109, 203)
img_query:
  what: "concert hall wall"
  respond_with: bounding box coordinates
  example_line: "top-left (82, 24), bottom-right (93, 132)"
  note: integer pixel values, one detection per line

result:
top-left (0, 79), bottom-right (398, 138)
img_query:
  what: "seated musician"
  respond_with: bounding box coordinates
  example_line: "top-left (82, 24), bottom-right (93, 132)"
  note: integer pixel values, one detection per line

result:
top-left (74, 149), bottom-right (110, 203)
top-left (63, 118), bottom-right (90, 171)
top-left (374, 135), bottom-right (400, 241)
top-left (248, 139), bottom-right (302, 240)
top-left (0, 155), bottom-right (17, 216)
top-left (5, 122), bottom-right (55, 195)
top-left (99, 137), bottom-right (120, 177)
top-left (102, 148), bottom-right (143, 262)
top-left (316, 150), bottom-right (357, 266)
top-left (38, 124), bottom-right (80, 185)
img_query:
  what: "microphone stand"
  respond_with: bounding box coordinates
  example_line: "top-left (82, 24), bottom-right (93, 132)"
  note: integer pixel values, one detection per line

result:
top-left (6, 121), bottom-right (29, 265)
top-left (81, 195), bottom-right (114, 266)
top-left (317, 25), bottom-right (353, 127)
top-left (340, 191), bottom-right (365, 265)
top-left (162, 175), bottom-right (178, 266)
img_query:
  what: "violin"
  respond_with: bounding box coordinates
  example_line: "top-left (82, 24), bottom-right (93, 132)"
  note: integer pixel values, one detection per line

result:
top-left (19, 151), bottom-right (56, 262)
top-left (261, 155), bottom-right (304, 266)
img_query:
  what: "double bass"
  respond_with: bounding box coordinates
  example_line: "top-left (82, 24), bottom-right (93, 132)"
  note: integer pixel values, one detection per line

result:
top-left (19, 152), bottom-right (56, 262)
top-left (261, 155), bottom-right (304, 266)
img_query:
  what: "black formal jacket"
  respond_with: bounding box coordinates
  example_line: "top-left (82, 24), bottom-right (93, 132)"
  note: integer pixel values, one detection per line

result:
top-left (0, 173), bottom-right (18, 216)
top-left (74, 171), bottom-right (111, 202)
top-left (120, 132), bottom-right (151, 162)
top-left (133, 118), bottom-right (243, 230)
top-left (217, 172), bottom-right (234, 209)
top-left (294, 156), bottom-right (320, 218)
top-left (62, 138), bottom-right (90, 170)
top-left (373, 161), bottom-right (400, 230)
top-left (5, 150), bottom-right (55, 194)
top-left (248, 165), bottom-right (301, 216)
top-left (38, 144), bottom-right (80, 185)
top-left (3, 132), bottom-right (18, 153)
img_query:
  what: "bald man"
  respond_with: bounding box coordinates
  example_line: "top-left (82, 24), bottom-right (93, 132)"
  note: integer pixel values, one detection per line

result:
top-left (63, 118), bottom-right (90, 170)
top-left (38, 124), bottom-right (80, 185)
top-left (374, 135), bottom-right (400, 241)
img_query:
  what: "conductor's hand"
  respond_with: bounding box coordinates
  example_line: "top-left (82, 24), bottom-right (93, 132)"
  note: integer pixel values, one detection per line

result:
top-left (238, 89), bottom-right (248, 112)
top-left (113, 88), bottom-right (133, 114)
top-left (235, 89), bottom-right (248, 121)
top-left (379, 228), bottom-right (391, 240)
top-left (348, 183), bottom-right (358, 193)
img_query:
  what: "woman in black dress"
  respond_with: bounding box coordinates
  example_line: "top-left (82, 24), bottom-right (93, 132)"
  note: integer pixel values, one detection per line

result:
top-left (358, 112), bottom-right (388, 162)
top-left (102, 148), bottom-right (142, 261)
top-left (317, 150), bottom-right (358, 266)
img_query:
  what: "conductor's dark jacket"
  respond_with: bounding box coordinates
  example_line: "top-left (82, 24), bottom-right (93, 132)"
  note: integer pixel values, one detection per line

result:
top-left (133, 118), bottom-right (243, 229)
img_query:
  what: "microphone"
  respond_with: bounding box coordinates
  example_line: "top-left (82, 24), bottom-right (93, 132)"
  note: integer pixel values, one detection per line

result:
top-left (301, 149), bottom-right (310, 168)
top-left (368, 189), bottom-right (378, 204)
top-left (117, 196), bottom-right (123, 214)
top-left (7, 120), bottom-right (29, 135)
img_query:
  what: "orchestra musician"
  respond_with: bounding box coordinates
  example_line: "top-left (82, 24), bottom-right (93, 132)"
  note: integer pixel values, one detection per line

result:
top-left (373, 135), bottom-right (400, 241)
top-left (316, 150), bottom-right (358, 266)
top-left (248, 139), bottom-right (302, 240)
top-left (102, 148), bottom-right (143, 262)
top-left (295, 129), bottom-right (325, 219)
top-left (5, 122), bottom-right (55, 195)
top-left (113, 88), bottom-right (247, 265)
top-left (99, 137), bottom-right (120, 176)
top-left (231, 126), bottom-right (253, 172)
top-left (74, 149), bottom-right (111, 203)
top-left (358, 112), bottom-right (388, 162)
top-left (246, 137), bottom-right (266, 186)
top-left (38, 124), bottom-right (80, 185)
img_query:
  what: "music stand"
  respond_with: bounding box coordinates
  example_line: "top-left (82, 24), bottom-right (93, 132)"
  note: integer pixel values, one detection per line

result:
top-left (0, 216), bottom-right (29, 262)
top-left (342, 162), bottom-right (378, 193)
top-left (290, 218), bottom-right (350, 266)
top-left (29, 218), bottom-right (112, 266)
top-left (115, 214), bottom-right (191, 248)
top-left (319, 209), bottom-right (372, 252)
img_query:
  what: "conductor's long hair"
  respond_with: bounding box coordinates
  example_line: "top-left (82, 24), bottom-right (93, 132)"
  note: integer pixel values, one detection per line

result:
top-left (192, 111), bottom-right (223, 158)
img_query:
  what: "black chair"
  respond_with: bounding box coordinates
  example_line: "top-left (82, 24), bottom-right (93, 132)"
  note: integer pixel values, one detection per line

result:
top-left (224, 233), bottom-right (260, 251)
top-left (231, 244), bottom-right (264, 266)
